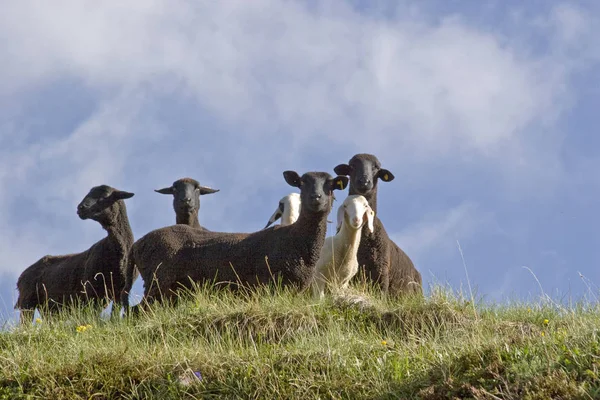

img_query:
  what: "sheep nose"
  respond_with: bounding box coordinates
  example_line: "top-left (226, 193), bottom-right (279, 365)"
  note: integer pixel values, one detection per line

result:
top-left (183, 197), bottom-right (192, 204)
top-left (310, 194), bottom-right (322, 200)
top-left (77, 204), bottom-right (85, 211)
top-left (357, 177), bottom-right (371, 187)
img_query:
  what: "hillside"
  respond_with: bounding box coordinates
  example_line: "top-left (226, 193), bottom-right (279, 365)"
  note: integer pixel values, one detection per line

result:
top-left (1, 285), bottom-right (599, 399)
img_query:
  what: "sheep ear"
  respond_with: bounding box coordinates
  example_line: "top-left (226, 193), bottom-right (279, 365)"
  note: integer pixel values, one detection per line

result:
top-left (331, 176), bottom-right (349, 191)
top-left (377, 169), bottom-right (395, 182)
top-left (334, 163), bottom-right (351, 176)
top-left (264, 203), bottom-right (284, 229)
top-left (155, 187), bottom-right (174, 195)
top-left (364, 208), bottom-right (375, 233)
top-left (112, 190), bottom-right (135, 200)
top-left (199, 186), bottom-right (219, 195)
top-left (283, 171), bottom-right (302, 188)
top-left (335, 204), bottom-right (345, 233)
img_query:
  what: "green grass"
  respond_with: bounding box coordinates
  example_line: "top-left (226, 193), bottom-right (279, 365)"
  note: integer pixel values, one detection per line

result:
top-left (2, 284), bottom-right (600, 399)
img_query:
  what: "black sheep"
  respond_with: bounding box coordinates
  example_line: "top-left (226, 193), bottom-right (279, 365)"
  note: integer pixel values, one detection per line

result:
top-left (123, 171), bottom-right (347, 309)
top-left (334, 154), bottom-right (422, 296)
top-left (15, 185), bottom-right (135, 323)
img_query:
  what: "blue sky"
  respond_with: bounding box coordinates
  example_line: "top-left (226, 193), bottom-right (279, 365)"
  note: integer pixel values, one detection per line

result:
top-left (1, 0), bottom-right (600, 325)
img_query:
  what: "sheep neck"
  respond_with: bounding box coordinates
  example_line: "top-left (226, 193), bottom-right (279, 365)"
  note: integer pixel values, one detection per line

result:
top-left (102, 203), bottom-right (135, 252)
top-left (336, 222), bottom-right (362, 258)
top-left (176, 211), bottom-right (201, 228)
top-left (349, 186), bottom-right (378, 213)
top-left (293, 207), bottom-right (330, 245)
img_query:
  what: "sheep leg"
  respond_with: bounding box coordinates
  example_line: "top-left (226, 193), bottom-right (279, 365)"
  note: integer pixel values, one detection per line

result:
top-left (119, 289), bottom-right (130, 314)
top-left (341, 264), bottom-right (358, 291)
top-left (311, 274), bottom-right (326, 300)
top-left (120, 256), bottom-right (136, 312)
top-left (130, 294), bottom-right (156, 317)
top-left (19, 309), bottom-right (34, 325)
top-left (109, 301), bottom-right (122, 319)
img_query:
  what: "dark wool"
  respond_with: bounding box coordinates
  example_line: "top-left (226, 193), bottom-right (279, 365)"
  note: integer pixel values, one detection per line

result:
top-left (15, 185), bottom-right (135, 323)
top-left (335, 154), bottom-right (422, 296)
top-left (123, 171), bottom-right (347, 308)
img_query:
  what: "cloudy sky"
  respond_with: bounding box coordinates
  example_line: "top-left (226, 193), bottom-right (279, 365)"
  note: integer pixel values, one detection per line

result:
top-left (1, 0), bottom-right (599, 324)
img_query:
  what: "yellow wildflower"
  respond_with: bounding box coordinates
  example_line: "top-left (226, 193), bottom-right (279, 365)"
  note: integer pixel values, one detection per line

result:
top-left (543, 319), bottom-right (549, 325)
top-left (541, 331), bottom-right (545, 337)
top-left (76, 324), bottom-right (93, 333)
top-left (35, 318), bottom-right (42, 324)
top-left (527, 308), bottom-right (532, 313)
top-left (381, 340), bottom-right (387, 346)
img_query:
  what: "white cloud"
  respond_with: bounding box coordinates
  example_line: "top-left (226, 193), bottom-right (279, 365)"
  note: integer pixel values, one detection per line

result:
top-left (391, 202), bottom-right (493, 263)
top-left (0, 0), bottom-right (578, 218)
top-left (0, 1), bottom-right (580, 163)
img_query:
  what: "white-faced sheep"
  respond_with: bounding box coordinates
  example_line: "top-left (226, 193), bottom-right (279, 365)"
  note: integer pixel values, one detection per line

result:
top-left (15, 185), bottom-right (135, 323)
top-left (123, 171), bottom-right (348, 310)
top-left (155, 177), bottom-right (219, 229)
top-left (334, 153), bottom-right (422, 296)
top-left (312, 195), bottom-right (374, 299)
top-left (264, 193), bottom-right (301, 228)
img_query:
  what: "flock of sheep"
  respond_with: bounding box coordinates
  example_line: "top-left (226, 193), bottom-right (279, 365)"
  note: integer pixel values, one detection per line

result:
top-left (15, 153), bottom-right (422, 323)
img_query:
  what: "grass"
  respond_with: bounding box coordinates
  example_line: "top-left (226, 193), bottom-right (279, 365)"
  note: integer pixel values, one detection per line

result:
top-left (1, 283), bottom-right (600, 399)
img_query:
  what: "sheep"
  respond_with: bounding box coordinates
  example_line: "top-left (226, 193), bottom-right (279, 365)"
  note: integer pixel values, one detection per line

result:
top-left (312, 195), bottom-right (374, 299)
top-left (264, 193), bottom-right (301, 228)
top-left (122, 171), bottom-right (348, 309)
top-left (155, 177), bottom-right (219, 229)
top-left (334, 153), bottom-right (422, 296)
top-left (118, 178), bottom-right (218, 307)
top-left (15, 185), bottom-right (135, 323)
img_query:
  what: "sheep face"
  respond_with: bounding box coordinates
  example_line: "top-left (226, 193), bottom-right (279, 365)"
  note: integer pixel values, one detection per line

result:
top-left (155, 178), bottom-right (219, 217)
top-left (264, 193), bottom-right (301, 228)
top-left (336, 195), bottom-right (375, 233)
top-left (334, 153), bottom-right (394, 196)
top-left (76, 185), bottom-right (134, 221)
top-left (283, 171), bottom-right (348, 213)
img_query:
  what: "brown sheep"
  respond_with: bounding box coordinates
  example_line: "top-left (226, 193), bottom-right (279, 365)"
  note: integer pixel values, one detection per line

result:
top-left (334, 154), bottom-right (422, 296)
top-left (122, 171), bottom-right (348, 310)
top-left (15, 185), bottom-right (135, 323)
top-left (155, 177), bottom-right (219, 229)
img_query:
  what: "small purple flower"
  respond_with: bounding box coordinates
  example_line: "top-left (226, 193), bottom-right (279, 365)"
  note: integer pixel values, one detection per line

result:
top-left (178, 368), bottom-right (203, 386)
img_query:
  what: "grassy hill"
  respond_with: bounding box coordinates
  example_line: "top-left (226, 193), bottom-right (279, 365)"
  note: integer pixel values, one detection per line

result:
top-left (1, 284), bottom-right (600, 399)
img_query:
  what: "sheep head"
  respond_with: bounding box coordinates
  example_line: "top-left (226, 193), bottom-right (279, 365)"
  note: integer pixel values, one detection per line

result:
top-left (335, 195), bottom-right (375, 233)
top-left (283, 171), bottom-right (348, 214)
top-left (264, 193), bottom-right (301, 229)
top-left (334, 153), bottom-right (394, 196)
top-left (77, 185), bottom-right (134, 222)
top-left (155, 178), bottom-right (219, 217)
